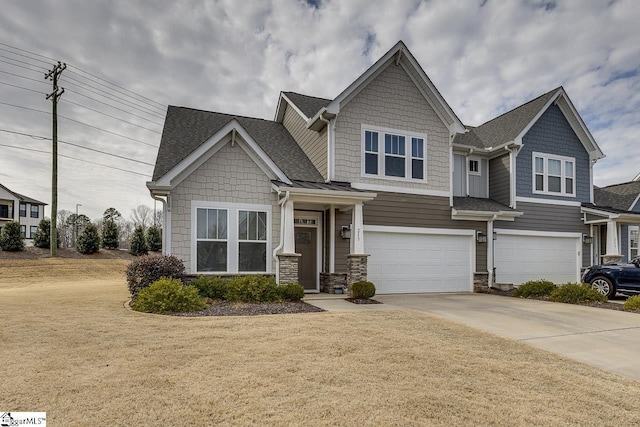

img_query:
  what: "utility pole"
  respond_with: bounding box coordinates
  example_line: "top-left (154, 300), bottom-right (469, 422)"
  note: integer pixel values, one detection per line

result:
top-left (45, 61), bottom-right (66, 257)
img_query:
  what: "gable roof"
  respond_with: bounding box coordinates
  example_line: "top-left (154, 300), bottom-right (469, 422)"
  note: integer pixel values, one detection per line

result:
top-left (151, 106), bottom-right (323, 183)
top-left (0, 183), bottom-right (46, 205)
top-left (453, 87), bottom-right (605, 160)
top-left (280, 92), bottom-right (331, 120)
top-left (594, 181), bottom-right (640, 211)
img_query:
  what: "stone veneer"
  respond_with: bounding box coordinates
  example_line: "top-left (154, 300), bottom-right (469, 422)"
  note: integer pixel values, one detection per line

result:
top-left (320, 272), bottom-right (348, 293)
top-left (603, 254), bottom-right (623, 264)
top-left (278, 253), bottom-right (301, 285)
top-left (346, 254), bottom-right (369, 290)
top-left (473, 272), bottom-right (489, 292)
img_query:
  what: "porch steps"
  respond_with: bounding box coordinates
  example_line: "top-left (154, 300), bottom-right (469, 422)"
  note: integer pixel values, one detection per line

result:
top-left (492, 283), bottom-right (514, 292)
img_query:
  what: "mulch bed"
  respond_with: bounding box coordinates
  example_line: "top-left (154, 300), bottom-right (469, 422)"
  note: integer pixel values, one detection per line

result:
top-left (171, 301), bottom-right (325, 317)
top-left (346, 298), bottom-right (382, 304)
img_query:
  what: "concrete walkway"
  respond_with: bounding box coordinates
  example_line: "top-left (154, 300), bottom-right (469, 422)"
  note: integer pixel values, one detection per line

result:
top-left (374, 293), bottom-right (640, 382)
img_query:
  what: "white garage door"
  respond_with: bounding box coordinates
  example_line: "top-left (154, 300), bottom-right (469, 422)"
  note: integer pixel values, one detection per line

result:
top-left (364, 226), bottom-right (473, 294)
top-left (494, 231), bottom-right (580, 286)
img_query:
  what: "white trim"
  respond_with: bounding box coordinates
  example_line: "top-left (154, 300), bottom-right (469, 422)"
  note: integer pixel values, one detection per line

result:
top-left (494, 228), bottom-right (581, 239)
top-left (629, 225), bottom-right (639, 260)
top-left (329, 205), bottom-right (335, 273)
top-left (276, 93), bottom-right (309, 122)
top-left (364, 224), bottom-right (475, 236)
top-left (531, 152), bottom-right (576, 197)
top-left (629, 193), bottom-right (640, 211)
top-left (515, 196), bottom-right (581, 207)
top-left (509, 147), bottom-right (517, 208)
top-left (554, 94), bottom-right (605, 160)
top-left (468, 156), bottom-right (481, 176)
top-left (190, 201), bottom-right (272, 275)
top-left (634, 171), bottom-right (640, 182)
top-left (351, 182), bottom-right (449, 198)
top-left (294, 211), bottom-right (322, 292)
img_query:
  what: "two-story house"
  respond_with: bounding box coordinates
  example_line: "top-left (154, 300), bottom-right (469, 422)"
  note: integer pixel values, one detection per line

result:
top-left (0, 183), bottom-right (46, 244)
top-left (147, 41), bottom-right (605, 293)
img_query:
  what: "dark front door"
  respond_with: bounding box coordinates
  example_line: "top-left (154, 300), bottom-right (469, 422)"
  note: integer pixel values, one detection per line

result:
top-left (295, 226), bottom-right (317, 291)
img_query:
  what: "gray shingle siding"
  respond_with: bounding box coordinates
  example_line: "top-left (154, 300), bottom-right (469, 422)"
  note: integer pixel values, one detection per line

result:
top-left (489, 154), bottom-right (510, 206)
top-left (516, 105), bottom-right (591, 203)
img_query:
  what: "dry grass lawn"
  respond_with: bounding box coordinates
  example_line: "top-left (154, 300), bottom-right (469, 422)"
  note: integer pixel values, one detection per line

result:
top-left (2, 259), bottom-right (640, 426)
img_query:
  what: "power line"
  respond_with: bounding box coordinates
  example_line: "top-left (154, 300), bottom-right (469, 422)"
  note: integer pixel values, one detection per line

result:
top-left (0, 101), bottom-right (50, 114)
top-left (0, 56), bottom-right (47, 73)
top-left (0, 69), bottom-right (50, 85)
top-left (0, 80), bottom-right (46, 95)
top-left (61, 98), bottom-right (161, 134)
top-left (0, 142), bottom-right (152, 177)
top-left (0, 42), bottom-right (59, 64)
top-left (65, 88), bottom-right (164, 125)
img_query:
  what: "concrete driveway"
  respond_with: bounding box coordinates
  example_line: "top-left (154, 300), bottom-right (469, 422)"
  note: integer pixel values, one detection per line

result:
top-left (376, 293), bottom-right (640, 382)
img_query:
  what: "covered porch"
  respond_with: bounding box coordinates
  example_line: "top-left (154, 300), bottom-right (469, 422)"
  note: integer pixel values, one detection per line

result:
top-left (272, 181), bottom-right (376, 293)
top-left (582, 205), bottom-right (640, 264)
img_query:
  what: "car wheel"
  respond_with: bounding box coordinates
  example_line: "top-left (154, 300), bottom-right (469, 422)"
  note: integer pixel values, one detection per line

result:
top-left (590, 276), bottom-right (615, 299)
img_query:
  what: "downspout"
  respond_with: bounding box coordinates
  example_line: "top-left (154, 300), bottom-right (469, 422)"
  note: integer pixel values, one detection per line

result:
top-left (149, 191), bottom-right (168, 255)
top-left (319, 113), bottom-right (332, 182)
top-left (487, 214), bottom-right (497, 288)
top-left (273, 190), bottom-right (290, 284)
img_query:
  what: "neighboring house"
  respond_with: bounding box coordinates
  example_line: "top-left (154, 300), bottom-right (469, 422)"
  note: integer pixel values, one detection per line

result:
top-left (0, 183), bottom-right (46, 244)
top-left (148, 41), bottom-right (606, 293)
top-left (583, 180), bottom-right (640, 264)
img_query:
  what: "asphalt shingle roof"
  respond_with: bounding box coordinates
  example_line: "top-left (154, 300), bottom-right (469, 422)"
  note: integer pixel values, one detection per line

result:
top-left (453, 88), bottom-right (559, 149)
top-left (453, 197), bottom-right (517, 213)
top-left (282, 92), bottom-right (331, 119)
top-left (152, 106), bottom-right (323, 183)
top-left (594, 181), bottom-right (640, 211)
top-left (0, 183), bottom-right (46, 205)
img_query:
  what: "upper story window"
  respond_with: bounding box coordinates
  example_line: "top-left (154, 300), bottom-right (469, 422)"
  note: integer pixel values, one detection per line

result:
top-left (532, 152), bottom-right (575, 197)
top-left (362, 126), bottom-right (427, 182)
top-left (0, 204), bottom-right (10, 219)
top-left (630, 226), bottom-right (639, 260)
top-left (19, 203), bottom-right (26, 217)
top-left (31, 205), bottom-right (39, 218)
top-left (468, 158), bottom-right (480, 176)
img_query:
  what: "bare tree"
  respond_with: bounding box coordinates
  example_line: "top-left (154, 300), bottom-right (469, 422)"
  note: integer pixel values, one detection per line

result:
top-left (130, 205), bottom-right (153, 231)
top-left (57, 209), bottom-right (73, 248)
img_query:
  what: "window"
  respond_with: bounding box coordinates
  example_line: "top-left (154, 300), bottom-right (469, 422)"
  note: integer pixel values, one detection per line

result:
top-left (362, 126), bottom-right (427, 181)
top-left (532, 153), bottom-right (575, 196)
top-left (20, 225), bottom-right (26, 238)
top-left (31, 205), bottom-right (39, 218)
top-left (630, 226), bottom-right (639, 260)
top-left (194, 203), bottom-right (270, 274)
top-left (30, 226), bottom-right (37, 238)
top-left (0, 204), bottom-right (9, 219)
top-left (19, 203), bottom-right (26, 217)
top-left (468, 158), bottom-right (480, 176)
top-left (196, 208), bottom-right (228, 272)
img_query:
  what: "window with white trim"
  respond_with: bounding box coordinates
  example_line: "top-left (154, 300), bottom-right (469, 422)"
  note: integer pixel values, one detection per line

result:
top-left (362, 126), bottom-right (426, 182)
top-left (196, 208), bottom-right (228, 272)
top-left (630, 226), bottom-right (639, 260)
top-left (30, 225), bottom-right (37, 238)
top-left (238, 210), bottom-right (267, 272)
top-left (468, 158), bottom-right (480, 176)
top-left (533, 152), bottom-right (575, 196)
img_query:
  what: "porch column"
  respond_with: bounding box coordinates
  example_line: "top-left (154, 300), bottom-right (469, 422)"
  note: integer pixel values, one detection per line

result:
top-left (350, 202), bottom-right (365, 254)
top-left (604, 220), bottom-right (623, 264)
top-left (329, 205), bottom-right (335, 273)
top-left (277, 199), bottom-right (300, 284)
top-left (347, 202), bottom-right (369, 290)
top-left (487, 219), bottom-right (494, 287)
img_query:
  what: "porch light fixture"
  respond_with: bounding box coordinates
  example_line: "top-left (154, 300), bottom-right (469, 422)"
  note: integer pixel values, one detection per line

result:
top-left (341, 225), bottom-right (351, 239)
top-left (476, 231), bottom-right (487, 244)
top-left (582, 234), bottom-right (593, 244)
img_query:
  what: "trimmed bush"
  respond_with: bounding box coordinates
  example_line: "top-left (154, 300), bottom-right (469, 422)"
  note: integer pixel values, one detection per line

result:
top-left (146, 225), bottom-right (162, 252)
top-left (513, 280), bottom-right (557, 298)
top-left (129, 226), bottom-right (148, 256)
top-left (76, 223), bottom-right (100, 254)
top-left (550, 283), bottom-right (607, 304)
top-left (131, 278), bottom-right (206, 314)
top-left (101, 220), bottom-right (119, 249)
top-left (0, 221), bottom-right (24, 252)
top-left (623, 295), bottom-right (640, 311)
top-left (351, 281), bottom-right (376, 299)
top-left (126, 254), bottom-right (186, 297)
top-left (33, 218), bottom-right (59, 249)
top-left (278, 283), bottom-right (305, 301)
top-left (190, 276), bottom-right (228, 300)
top-left (225, 275), bottom-right (280, 303)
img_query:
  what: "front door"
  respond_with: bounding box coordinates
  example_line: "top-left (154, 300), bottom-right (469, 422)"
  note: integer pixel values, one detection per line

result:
top-left (295, 226), bottom-right (317, 291)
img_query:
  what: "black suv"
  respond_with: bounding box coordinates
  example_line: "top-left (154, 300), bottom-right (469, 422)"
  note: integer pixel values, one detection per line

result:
top-left (582, 257), bottom-right (640, 299)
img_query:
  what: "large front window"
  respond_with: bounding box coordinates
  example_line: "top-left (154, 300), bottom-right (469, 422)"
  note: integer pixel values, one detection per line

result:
top-left (362, 126), bottom-right (426, 182)
top-left (630, 226), bottom-right (639, 260)
top-left (194, 203), bottom-right (270, 274)
top-left (533, 152), bottom-right (575, 196)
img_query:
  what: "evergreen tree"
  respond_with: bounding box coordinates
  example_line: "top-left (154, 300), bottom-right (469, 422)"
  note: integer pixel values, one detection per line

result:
top-left (0, 221), bottom-right (24, 251)
top-left (129, 225), bottom-right (148, 256)
top-left (33, 218), bottom-right (59, 249)
top-left (146, 225), bottom-right (162, 252)
top-left (102, 219), bottom-right (119, 249)
top-left (76, 223), bottom-right (100, 254)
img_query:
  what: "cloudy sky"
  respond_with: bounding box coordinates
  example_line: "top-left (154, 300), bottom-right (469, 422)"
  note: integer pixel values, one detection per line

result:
top-left (0, 0), bottom-right (638, 221)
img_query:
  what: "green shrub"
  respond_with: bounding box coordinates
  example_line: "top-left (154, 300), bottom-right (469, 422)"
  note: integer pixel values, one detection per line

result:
top-left (550, 283), bottom-right (607, 304)
top-left (101, 220), bottom-right (119, 249)
top-left (126, 254), bottom-right (186, 297)
top-left (131, 277), bottom-right (206, 314)
top-left (225, 275), bottom-right (280, 303)
top-left (76, 223), bottom-right (100, 254)
top-left (190, 276), bottom-right (228, 300)
top-left (129, 226), bottom-right (148, 256)
top-left (351, 281), bottom-right (376, 299)
top-left (623, 295), bottom-right (640, 311)
top-left (513, 279), bottom-right (557, 298)
top-left (33, 218), bottom-right (59, 249)
top-left (146, 225), bottom-right (162, 252)
top-left (278, 283), bottom-right (305, 301)
top-left (0, 221), bottom-right (24, 252)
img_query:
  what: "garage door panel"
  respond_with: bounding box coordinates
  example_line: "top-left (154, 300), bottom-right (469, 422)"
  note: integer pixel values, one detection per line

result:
top-left (495, 233), bottom-right (579, 286)
top-left (365, 230), bottom-right (472, 294)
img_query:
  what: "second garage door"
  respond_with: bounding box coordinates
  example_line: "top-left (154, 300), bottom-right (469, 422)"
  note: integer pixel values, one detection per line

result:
top-left (494, 230), bottom-right (580, 286)
top-left (364, 226), bottom-right (474, 294)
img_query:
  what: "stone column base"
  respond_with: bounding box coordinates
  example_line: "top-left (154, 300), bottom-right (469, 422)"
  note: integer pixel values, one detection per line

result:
top-left (278, 253), bottom-right (301, 284)
top-left (347, 254), bottom-right (370, 291)
top-left (473, 272), bottom-right (489, 292)
top-left (603, 254), bottom-right (623, 264)
top-left (320, 272), bottom-right (348, 293)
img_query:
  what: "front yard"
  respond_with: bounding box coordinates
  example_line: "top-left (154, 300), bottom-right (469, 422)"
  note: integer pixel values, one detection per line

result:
top-left (1, 259), bottom-right (640, 425)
